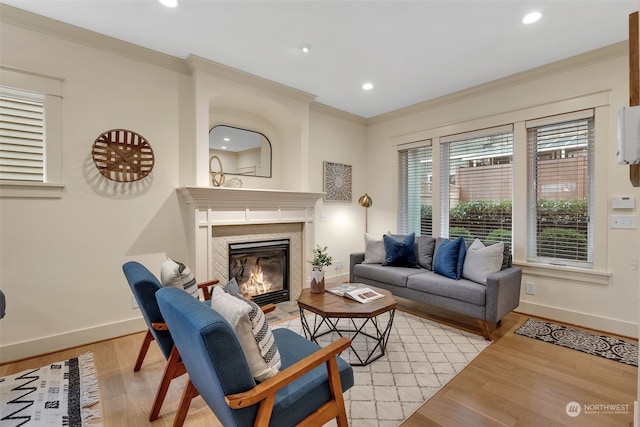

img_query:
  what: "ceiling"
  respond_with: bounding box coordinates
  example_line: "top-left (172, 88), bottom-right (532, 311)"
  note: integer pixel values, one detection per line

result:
top-left (3, 0), bottom-right (638, 118)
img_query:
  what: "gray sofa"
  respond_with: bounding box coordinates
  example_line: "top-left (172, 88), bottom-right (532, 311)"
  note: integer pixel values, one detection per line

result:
top-left (349, 236), bottom-right (522, 340)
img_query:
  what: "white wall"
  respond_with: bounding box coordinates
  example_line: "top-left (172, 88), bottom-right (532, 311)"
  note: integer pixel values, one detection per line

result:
top-left (365, 43), bottom-right (640, 337)
top-left (0, 8), bottom-right (367, 362)
top-left (308, 105), bottom-right (367, 284)
top-left (1, 6), bottom-right (637, 363)
top-left (0, 18), bottom-right (188, 361)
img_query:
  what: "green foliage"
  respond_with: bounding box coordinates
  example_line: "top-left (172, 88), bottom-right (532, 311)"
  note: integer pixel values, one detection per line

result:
top-left (537, 199), bottom-right (588, 223)
top-left (449, 200), bottom-right (512, 220)
top-left (486, 228), bottom-right (512, 243)
top-left (421, 204), bottom-right (432, 217)
top-left (449, 227), bottom-right (472, 240)
top-left (537, 228), bottom-right (587, 260)
top-left (309, 245), bottom-right (333, 267)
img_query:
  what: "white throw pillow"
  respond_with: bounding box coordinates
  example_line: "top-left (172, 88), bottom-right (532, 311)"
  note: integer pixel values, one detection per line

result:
top-left (363, 233), bottom-right (385, 264)
top-left (462, 239), bottom-right (504, 285)
top-left (160, 257), bottom-right (199, 298)
top-left (210, 286), bottom-right (281, 382)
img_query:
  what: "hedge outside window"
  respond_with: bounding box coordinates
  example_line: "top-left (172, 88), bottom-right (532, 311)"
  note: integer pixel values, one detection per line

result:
top-left (526, 109), bottom-right (594, 267)
top-left (439, 125), bottom-right (514, 243)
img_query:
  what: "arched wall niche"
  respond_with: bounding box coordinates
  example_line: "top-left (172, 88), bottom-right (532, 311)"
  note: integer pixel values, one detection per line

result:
top-left (208, 92), bottom-right (304, 191)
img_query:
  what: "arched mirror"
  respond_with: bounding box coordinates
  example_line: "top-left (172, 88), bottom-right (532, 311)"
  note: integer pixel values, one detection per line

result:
top-left (209, 125), bottom-right (272, 177)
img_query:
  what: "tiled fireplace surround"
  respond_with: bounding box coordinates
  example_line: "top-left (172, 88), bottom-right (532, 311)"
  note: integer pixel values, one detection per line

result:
top-left (177, 186), bottom-right (324, 301)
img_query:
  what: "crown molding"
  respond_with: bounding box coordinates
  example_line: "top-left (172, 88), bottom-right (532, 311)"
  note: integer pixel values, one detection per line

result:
top-left (186, 55), bottom-right (317, 105)
top-left (367, 41), bottom-right (628, 125)
top-left (0, 4), bottom-right (189, 74)
top-left (310, 101), bottom-right (367, 125)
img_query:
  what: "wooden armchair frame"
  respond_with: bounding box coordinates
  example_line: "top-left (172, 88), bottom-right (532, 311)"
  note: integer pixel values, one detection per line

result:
top-left (133, 278), bottom-right (277, 424)
top-left (134, 280), bottom-right (218, 421)
top-left (173, 336), bottom-right (352, 427)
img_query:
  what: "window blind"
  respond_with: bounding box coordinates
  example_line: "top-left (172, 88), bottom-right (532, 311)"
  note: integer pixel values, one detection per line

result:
top-left (440, 125), bottom-right (513, 242)
top-left (398, 143), bottom-right (432, 235)
top-left (0, 93), bottom-right (45, 182)
top-left (526, 110), bottom-right (594, 266)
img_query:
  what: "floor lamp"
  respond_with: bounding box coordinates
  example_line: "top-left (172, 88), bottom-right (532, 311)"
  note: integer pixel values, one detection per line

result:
top-left (358, 193), bottom-right (373, 233)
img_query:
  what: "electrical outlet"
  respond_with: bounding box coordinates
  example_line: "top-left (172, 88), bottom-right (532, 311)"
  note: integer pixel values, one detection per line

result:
top-left (132, 296), bottom-right (139, 309)
top-left (525, 281), bottom-right (536, 295)
top-left (334, 260), bottom-right (343, 270)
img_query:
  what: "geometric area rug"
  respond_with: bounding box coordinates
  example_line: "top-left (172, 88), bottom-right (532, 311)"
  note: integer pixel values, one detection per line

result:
top-left (515, 318), bottom-right (638, 367)
top-left (273, 310), bottom-right (491, 426)
top-left (0, 352), bottom-right (103, 426)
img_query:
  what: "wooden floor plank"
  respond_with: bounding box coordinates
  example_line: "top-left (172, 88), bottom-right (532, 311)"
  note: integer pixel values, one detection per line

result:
top-left (1, 305), bottom-right (636, 426)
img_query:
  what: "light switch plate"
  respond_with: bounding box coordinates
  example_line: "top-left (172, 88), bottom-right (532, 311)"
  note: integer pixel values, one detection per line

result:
top-left (610, 215), bottom-right (637, 229)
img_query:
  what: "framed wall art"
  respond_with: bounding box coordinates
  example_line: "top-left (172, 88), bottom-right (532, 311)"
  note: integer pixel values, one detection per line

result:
top-left (323, 161), bottom-right (352, 202)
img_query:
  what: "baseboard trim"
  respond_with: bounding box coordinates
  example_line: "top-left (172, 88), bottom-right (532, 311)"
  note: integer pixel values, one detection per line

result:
top-left (0, 317), bottom-right (147, 364)
top-left (516, 301), bottom-right (638, 339)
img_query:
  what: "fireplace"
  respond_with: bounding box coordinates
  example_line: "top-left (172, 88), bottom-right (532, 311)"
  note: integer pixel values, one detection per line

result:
top-left (228, 239), bottom-right (290, 305)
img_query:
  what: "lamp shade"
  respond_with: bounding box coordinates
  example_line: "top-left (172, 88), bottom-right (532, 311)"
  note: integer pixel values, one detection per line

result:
top-left (358, 193), bottom-right (373, 208)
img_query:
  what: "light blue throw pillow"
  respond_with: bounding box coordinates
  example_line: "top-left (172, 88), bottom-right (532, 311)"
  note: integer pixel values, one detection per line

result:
top-left (433, 236), bottom-right (467, 280)
top-left (383, 233), bottom-right (417, 267)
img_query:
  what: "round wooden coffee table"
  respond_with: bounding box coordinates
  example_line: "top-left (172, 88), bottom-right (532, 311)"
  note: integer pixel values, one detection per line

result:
top-left (297, 284), bottom-right (397, 366)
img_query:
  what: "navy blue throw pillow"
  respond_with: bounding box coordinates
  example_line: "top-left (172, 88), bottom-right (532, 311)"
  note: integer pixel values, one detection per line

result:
top-left (433, 236), bottom-right (467, 279)
top-left (383, 233), bottom-right (417, 267)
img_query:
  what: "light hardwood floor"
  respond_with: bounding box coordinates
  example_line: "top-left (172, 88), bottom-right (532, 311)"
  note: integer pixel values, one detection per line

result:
top-left (1, 302), bottom-right (636, 427)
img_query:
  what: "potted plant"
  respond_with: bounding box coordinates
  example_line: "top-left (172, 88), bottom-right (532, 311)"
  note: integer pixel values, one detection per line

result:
top-left (309, 245), bottom-right (333, 293)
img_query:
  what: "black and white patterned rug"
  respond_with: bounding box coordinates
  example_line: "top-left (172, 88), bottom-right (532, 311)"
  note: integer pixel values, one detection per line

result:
top-left (515, 318), bottom-right (638, 367)
top-left (0, 352), bottom-right (102, 426)
top-left (274, 310), bottom-right (491, 425)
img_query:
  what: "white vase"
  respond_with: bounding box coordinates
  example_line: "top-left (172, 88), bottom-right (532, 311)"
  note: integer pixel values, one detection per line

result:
top-left (310, 267), bottom-right (325, 293)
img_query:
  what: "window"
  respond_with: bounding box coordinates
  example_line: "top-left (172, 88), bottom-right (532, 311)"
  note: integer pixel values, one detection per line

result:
top-left (397, 143), bottom-right (432, 236)
top-left (0, 67), bottom-right (63, 198)
top-left (440, 125), bottom-right (513, 242)
top-left (0, 89), bottom-right (45, 182)
top-left (526, 110), bottom-right (594, 267)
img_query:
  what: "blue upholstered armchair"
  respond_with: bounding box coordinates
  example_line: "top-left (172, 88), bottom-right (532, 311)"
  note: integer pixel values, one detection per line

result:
top-left (156, 286), bottom-right (355, 427)
top-left (122, 261), bottom-right (218, 421)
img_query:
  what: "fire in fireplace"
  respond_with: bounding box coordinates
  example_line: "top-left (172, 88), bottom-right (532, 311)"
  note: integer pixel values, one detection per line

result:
top-left (228, 239), bottom-right (290, 305)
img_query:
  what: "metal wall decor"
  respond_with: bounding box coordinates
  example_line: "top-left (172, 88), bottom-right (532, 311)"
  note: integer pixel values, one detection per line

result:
top-left (323, 161), bottom-right (352, 202)
top-left (91, 129), bottom-right (154, 182)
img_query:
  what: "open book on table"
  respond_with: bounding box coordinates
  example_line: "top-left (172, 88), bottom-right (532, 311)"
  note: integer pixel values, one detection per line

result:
top-left (326, 284), bottom-right (385, 304)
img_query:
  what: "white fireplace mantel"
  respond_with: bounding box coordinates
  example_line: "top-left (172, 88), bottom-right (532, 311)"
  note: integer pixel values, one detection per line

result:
top-left (177, 186), bottom-right (324, 290)
top-left (177, 186), bottom-right (324, 210)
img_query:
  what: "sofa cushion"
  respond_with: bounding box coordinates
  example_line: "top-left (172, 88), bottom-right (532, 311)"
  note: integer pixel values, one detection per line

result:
top-left (210, 286), bottom-right (281, 382)
top-left (363, 233), bottom-right (385, 264)
top-left (383, 233), bottom-right (417, 267)
top-left (353, 263), bottom-right (422, 287)
top-left (463, 239), bottom-right (504, 285)
top-left (433, 236), bottom-right (466, 280)
top-left (270, 328), bottom-right (354, 425)
top-left (415, 236), bottom-right (436, 270)
top-left (160, 257), bottom-right (199, 298)
top-left (466, 240), bottom-right (511, 270)
top-left (407, 272), bottom-right (486, 306)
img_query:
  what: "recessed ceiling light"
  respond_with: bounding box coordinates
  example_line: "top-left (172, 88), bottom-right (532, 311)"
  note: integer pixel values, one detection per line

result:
top-left (362, 82), bottom-right (374, 91)
top-left (221, 146), bottom-right (227, 150)
top-left (159, 0), bottom-right (178, 7)
top-left (223, 137), bottom-right (230, 142)
top-left (299, 43), bottom-right (312, 53)
top-left (522, 11), bottom-right (542, 24)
